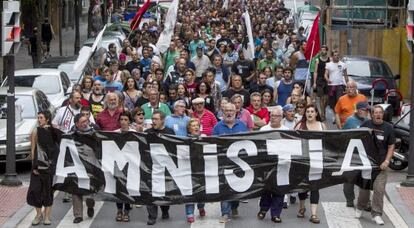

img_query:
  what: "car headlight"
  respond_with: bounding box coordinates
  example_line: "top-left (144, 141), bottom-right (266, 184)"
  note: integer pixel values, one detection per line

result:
top-left (16, 134), bottom-right (30, 144)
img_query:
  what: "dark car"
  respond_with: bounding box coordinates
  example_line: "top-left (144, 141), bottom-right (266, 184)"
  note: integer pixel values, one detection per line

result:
top-left (342, 56), bottom-right (401, 113)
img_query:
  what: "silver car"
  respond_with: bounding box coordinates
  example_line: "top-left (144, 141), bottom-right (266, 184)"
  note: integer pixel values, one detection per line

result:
top-left (0, 87), bottom-right (55, 162)
top-left (1, 68), bottom-right (73, 109)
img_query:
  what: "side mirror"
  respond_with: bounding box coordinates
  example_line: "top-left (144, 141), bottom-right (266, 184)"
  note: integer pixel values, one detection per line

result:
top-left (394, 74), bottom-right (401, 80)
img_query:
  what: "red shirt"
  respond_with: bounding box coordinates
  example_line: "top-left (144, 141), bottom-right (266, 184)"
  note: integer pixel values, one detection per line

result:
top-left (192, 109), bottom-right (217, 136)
top-left (96, 108), bottom-right (122, 131)
top-left (246, 105), bottom-right (270, 124)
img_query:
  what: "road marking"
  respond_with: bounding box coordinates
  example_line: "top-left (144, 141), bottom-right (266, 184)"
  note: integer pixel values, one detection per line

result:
top-left (383, 196), bottom-right (409, 228)
top-left (16, 191), bottom-right (59, 228)
top-left (56, 201), bottom-right (104, 228)
top-left (322, 202), bottom-right (363, 228)
top-left (191, 202), bottom-right (224, 228)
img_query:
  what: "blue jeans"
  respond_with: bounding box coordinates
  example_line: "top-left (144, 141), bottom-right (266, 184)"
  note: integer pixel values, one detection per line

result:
top-left (185, 203), bottom-right (205, 217)
top-left (220, 201), bottom-right (239, 216)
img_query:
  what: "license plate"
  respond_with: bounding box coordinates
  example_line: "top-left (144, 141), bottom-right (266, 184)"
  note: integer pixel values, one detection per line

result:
top-left (372, 97), bottom-right (383, 103)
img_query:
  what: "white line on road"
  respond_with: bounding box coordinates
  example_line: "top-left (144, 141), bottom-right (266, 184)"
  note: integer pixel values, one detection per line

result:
top-left (191, 202), bottom-right (225, 228)
top-left (383, 196), bottom-right (409, 228)
top-left (322, 202), bottom-right (363, 228)
top-left (56, 201), bottom-right (104, 228)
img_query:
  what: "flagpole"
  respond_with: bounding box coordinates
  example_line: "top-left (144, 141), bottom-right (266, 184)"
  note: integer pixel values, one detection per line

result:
top-left (128, 18), bottom-right (140, 40)
top-left (303, 40), bottom-right (316, 97)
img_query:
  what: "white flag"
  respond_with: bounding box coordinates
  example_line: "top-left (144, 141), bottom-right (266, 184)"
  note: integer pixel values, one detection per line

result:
top-left (222, 0), bottom-right (229, 9)
top-left (156, 0), bottom-right (179, 54)
top-left (243, 10), bottom-right (255, 60)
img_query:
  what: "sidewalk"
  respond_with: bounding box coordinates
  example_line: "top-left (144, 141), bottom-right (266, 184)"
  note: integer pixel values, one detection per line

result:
top-left (386, 182), bottom-right (414, 227)
top-left (0, 12), bottom-right (88, 73)
top-left (0, 185), bottom-right (28, 227)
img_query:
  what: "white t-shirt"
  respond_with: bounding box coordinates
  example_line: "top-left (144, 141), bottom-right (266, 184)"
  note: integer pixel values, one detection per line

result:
top-left (260, 124), bottom-right (289, 131)
top-left (325, 61), bottom-right (347, 86)
top-left (281, 118), bottom-right (297, 130)
top-left (52, 106), bottom-right (81, 133)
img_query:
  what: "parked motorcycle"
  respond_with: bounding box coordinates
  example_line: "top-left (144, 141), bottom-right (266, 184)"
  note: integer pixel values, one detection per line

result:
top-left (389, 104), bottom-right (411, 171)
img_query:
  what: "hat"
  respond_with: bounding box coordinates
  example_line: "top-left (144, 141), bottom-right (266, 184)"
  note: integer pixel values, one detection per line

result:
top-left (192, 97), bottom-right (205, 104)
top-left (282, 104), bottom-right (295, 112)
top-left (356, 101), bottom-right (370, 110)
top-left (119, 53), bottom-right (126, 61)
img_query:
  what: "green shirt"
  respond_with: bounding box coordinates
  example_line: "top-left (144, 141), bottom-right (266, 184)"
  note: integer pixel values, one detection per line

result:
top-left (141, 102), bottom-right (172, 120)
top-left (258, 58), bottom-right (280, 72)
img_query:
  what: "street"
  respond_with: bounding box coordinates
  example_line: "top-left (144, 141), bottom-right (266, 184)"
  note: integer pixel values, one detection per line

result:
top-left (0, 154), bottom-right (408, 228)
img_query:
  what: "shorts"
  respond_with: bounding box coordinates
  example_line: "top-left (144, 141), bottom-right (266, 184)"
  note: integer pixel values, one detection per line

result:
top-left (315, 79), bottom-right (328, 97)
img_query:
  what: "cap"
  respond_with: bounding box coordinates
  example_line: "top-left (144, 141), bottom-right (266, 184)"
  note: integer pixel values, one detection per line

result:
top-left (192, 97), bottom-right (205, 104)
top-left (282, 104), bottom-right (295, 112)
top-left (356, 101), bottom-right (370, 110)
top-left (119, 53), bottom-right (126, 61)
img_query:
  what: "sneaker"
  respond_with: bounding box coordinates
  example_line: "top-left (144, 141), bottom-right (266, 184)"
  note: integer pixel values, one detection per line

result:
top-left (283, 202), bottom-right (288, 209)
top-left (73, 217), bottom-right (83, 224)
top-left (355, 209), bottom-right (362, 219)
top-left (372, 216), bottom-right (384, 225)
top-left (219, 214), bottom-right (231, 223)
top-left (199, 208), bottom-right (206, 217)
top-left (231, 208), bottom-right (239, 218)
top-left (187, 216), bottom-right (195, 223)
top-left (346, 201), bottom-right (355, 207)
top-left (147, 219), bottom-right (156, 225)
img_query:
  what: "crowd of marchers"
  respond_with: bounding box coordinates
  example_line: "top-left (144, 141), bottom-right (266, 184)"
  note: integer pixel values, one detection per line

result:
top-left (25, 0), bottom-right (395, 226)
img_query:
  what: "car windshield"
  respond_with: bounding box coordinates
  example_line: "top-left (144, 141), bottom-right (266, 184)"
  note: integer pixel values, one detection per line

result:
top-left (346, 60), bottom-right (393, 78)
top-left (58, 63), bottom-right (80, 81)
top-left (8, 75), bottom-right (61, 94)
top-left (0, 95), bottom-right (36, 119)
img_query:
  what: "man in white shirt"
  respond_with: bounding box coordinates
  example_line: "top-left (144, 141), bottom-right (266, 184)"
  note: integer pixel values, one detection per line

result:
top-left (324, 50), bottom-right (349, 111)
top-left (260, 106), bottom-right (288, 130)
top-left (192, 45), bottom-right (212, 80)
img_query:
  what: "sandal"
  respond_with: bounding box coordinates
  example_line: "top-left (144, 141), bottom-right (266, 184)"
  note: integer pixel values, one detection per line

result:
top-left (257, 211), bottom-right (266, 220)
top-left (297, 208), bottom-right (306, 218)
top-left (116, 211), bottom-right (123, 222)
top-left (122, 212), bottom-right (130, 222)
top-left (310, 215), bottom-right (320, 224)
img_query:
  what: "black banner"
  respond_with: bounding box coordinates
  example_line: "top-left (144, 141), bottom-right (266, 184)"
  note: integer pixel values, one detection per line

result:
top-left (51, 129), bottom-right (381, 205)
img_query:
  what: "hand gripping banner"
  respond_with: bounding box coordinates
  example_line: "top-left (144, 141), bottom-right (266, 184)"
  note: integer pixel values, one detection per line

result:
top-left (50, 129), bottom-right (381, 205)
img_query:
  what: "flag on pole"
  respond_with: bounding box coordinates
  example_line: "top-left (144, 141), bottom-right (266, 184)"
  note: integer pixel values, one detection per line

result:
top-left (304, 12), bottom-right (321, 60)
top-left (241, 10), bottom-right (255, 60)
top-left (130, 0), bottom-right (151, 31)
top-left (222, 0), bottom-right (229, 9)
top-left (156, 0), bottom-right (179, 54)
top-left (156, 0), bottom-right (161, 26)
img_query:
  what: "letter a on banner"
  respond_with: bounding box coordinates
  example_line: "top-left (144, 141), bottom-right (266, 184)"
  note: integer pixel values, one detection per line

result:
top-left (332, 139), bottom-right (372, 179)
top-left (55, 139), bottom-right (90, 189)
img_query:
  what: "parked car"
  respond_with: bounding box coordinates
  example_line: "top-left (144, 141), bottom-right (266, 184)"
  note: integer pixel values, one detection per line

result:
top-left (39, 56), bottom-right (93, 83)
top-left (1, 68), bottom-right (73, 109)
top-left (83, 35), bottom-right (123, 53)
top-left (342, 56), bottom-right (401, 114)
top-left (0, 87), bottom-right (55, 162)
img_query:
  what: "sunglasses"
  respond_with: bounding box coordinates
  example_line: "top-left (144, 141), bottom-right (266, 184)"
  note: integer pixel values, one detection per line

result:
top-left (136, 112), bottom-right (144, 115)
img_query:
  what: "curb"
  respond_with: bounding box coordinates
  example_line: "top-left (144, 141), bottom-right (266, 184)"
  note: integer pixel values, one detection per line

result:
top-left (386, 182), bottom-right (414, 227)
top-left (2, 203), bottom-right (32, 228)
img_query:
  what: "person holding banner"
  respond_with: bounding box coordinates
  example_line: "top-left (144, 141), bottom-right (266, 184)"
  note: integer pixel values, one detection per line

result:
top-left (184, 118), bottom-right (206, 223)
top-left (295, 104), bottom-right (327, 224)
top-left (212, 103), bottom-right (248, 223)
top-left (27, 110), bottom-right (56, 226)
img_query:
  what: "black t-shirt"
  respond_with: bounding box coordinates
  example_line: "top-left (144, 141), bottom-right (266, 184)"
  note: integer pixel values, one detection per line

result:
top-left (126, 60), bottom-right (143, 74)
top-left (135, 96), bottom-right (149, 107)
top-left (232, 60), bottom-right (255, 83)
top-left (145, 127), bottom-right (175, 135)
top-left (361, 120), bottom-right (395, 163)
top-left (222, 88), bottom-right (250, 108)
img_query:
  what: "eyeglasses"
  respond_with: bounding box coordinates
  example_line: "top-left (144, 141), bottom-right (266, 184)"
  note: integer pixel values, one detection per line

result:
top-left (135, 112), bottom-right (144, 116)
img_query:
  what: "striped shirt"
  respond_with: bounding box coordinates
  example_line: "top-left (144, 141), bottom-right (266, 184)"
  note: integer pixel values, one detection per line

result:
top-left (192, 109), bottom-right (217, 136)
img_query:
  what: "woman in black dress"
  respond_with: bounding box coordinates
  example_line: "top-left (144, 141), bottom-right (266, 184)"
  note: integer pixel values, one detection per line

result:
top-left (27, 110), bottom-right (57, 225)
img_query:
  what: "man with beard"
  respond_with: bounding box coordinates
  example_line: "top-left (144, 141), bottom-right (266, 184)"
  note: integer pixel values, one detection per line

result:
top-left (290, 40), bottom-right (309, 86)
top-left (96, 92), bottom-right (122, 131)
top-left (246, 92), bottom-right (270, 131)
top-left (206, 38), bottom-right (220, 62)
top-left (164, 57), bottom-right (187, 91)
top-left (281, 104), bottom-right (298, 130)
top-left (212, 103), bottom-right (248, 223)
top-left (125, 51), bottom-right (143, 74)
top-left (52, 91), bottom-right (92, 133)
top-left (89, 80), bottom-right (106, 118)
top-left (231, 50), bottom-right (256, 89)
top-left (313, 45), bottom-right (330, 120)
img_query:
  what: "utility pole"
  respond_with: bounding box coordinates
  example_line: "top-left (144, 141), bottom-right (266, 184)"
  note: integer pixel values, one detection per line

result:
top-left (59, 0), bottom-right (63, 56)
top-left (402, 0), bottom-right (414, 187)
top-left (74, 0), bottom-right (80, 54)
top-left (346, 0), bottom-right (352, 55)
top-left (1, 0), bottom-right (22, 187)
